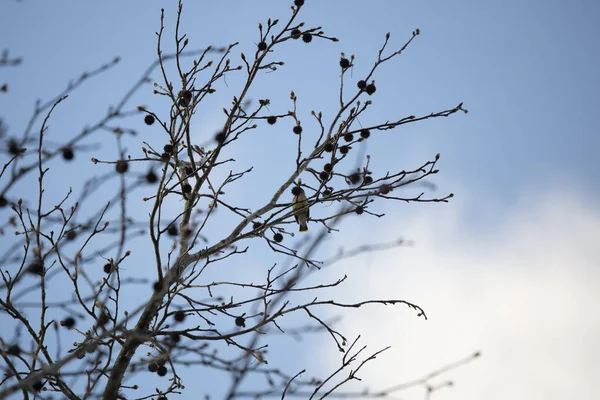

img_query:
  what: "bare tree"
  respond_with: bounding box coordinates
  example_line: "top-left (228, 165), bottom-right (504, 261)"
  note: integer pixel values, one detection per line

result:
top-left (0, 1), bottom-right (476, 399)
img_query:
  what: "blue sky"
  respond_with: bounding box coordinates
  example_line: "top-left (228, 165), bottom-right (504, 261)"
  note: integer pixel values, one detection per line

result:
top-left (1, 1), bottom-right (599, 399)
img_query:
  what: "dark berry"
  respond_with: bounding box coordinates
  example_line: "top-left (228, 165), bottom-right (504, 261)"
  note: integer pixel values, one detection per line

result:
top-left (357, 80), bottom-right (367, 90)
top-left (273, 233), bottom-right (283, 243)
top-left (322, 189), bottom-right (332, 197)
top-left (178, 90), bottom-right (192, 106)
top-left (0, 195), bottom-right (7, 208)
top-left (144, 114), bottom-right (155, 125)
top-left (267, 116), bottom-right (277, 125)
top-left (103, 263), bottom-right (112, 274)
top-left (366, 83), bottom-right (377, 95)
top-left (167, 225), bottom-right (178, 236)
top-left (355, 206), bottom-right (364, 215)
top-left (379, 184), bottom-right (391, 195)
top-left (167, 225), bottom-right (179, 236)
top-left (339, 145), bottom-right (349, 155)
top-left (157, 358), bottom-right (166, 367)
top-left (364, 175), bottom-right (373, 185)
top-left (302, 33), bottom-right (313, 43)
top-left (32, 380), bottom-right (43, 392)
top-left (181, 90), bottom-right (193, 100)
top-left (215, 131), bottom-right (226, 144)
top-left (185, 166), bottom-right (193, 176)
top-left (343, 133), bottom-right (354, 142)
top-left (66, 230), bottom-right (77, 241)
top-left (6, 344), bottom-right (21, 356)
top-left (348, 173), bottom-right (361, 185)
top-left (294, 0), bottom-right (304, 7)
top-left (169, 333), bottom-right (181, 343)
top-left (8, 139), bottom-right (20, 155)
top-left (153, 281), bottom-right (163, 292)
top-left (291, 186), bottom-right (302, 196)
top-left (62, 147), bottom-right (74, 161)
top-left (235, 316), bottom-right (246, 327)
top-left (62, 317), bottom-right (76, 329)
top-left (293, 125), bottom-right (302, 134)
top-left (252, 221), bottom-right (263, 231)
top-left (174, 310), bottom-right (186, 323)
top-left (148, 362), bottom-right (158, 373)
top-left (324, 142), bottom-right (334, 152)
top-left (319, 171), bottom-right (329, 181)
top-left (115, 160), bottom-right (128, 174)
top-left (98, 311), bottom-right (110, 326)
top-left (157, 365), bottom-right (168, 376)
top-left (27, 260), bottom-right (44, 276)
top-left (182, 183), bottom-right (192, 194)
top-left (160, 152), bottom-right (170, 161)
top-left (323, 163), bottom-right (333, 172)
top-left (146, 170), bottom-right (158, 183)
top-left (257, 41), bottom-right (267, 51)
top-left (157, 396), bottom-right (168, 400)
top-left (360, 129), bottom-right (370, 139)
top-left (291, 29), bottom-right (301, 39)
top-left (163, 144), bottom-right (173, 154)
top-left (339, 58), bottom-right (350, 69)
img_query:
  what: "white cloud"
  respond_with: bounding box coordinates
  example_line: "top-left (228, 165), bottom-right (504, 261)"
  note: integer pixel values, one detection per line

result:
top-left (313, 189), bottom-right (600, 399)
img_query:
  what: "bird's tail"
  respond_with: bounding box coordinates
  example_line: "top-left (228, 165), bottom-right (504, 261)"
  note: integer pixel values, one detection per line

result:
top-left (299, 221), bottom-right (308, 232)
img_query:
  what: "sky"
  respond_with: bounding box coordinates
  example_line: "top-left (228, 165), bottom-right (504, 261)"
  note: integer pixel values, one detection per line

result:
top-left (1, 1), bottom-right (599, 399)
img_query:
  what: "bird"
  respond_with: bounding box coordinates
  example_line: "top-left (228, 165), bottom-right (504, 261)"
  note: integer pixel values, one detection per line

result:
top-left (292, 186), bottom-right (309, 232)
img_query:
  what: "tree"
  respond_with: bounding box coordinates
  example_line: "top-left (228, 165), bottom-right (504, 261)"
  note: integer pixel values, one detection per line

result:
top-left (0, 1), bottom-right (475, 399)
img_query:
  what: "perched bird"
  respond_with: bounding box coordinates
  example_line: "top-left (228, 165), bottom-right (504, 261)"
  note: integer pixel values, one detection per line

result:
top-left (292, 186), bottom-right (309, 232)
